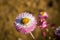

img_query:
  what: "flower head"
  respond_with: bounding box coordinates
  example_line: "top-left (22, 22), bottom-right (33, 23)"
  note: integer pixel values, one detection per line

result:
top-left (55, 26), bottom-right (60, 36)
top-left (38, 12), bottom-right (48, 19)
top-left (14, 12), bottom-right (37, 34)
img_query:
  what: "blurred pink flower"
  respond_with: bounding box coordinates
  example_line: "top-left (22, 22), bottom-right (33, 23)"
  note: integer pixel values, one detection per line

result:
top-left (39, 19), bottom-right (48, 29)
top-left (38, 12), bottom-right (48, 29)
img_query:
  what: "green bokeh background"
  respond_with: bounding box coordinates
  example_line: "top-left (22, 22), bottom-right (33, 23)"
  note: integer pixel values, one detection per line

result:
top-left (0, 0), bottom-right (60, 40)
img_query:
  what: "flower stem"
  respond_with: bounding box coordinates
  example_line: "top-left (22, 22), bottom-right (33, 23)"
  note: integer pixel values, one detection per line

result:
top-left (30, 32), bottom-right (35, 40)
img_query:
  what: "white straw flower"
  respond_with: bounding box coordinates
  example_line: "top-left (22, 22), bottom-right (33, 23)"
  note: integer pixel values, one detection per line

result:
top-left (14, 12), bottom-right (37, 34)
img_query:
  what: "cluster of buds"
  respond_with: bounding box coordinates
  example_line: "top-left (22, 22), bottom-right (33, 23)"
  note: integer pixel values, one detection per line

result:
top-left (38, 11), bottom-right (48, 29)
top-left (38, 11), bottom-right (60, 39)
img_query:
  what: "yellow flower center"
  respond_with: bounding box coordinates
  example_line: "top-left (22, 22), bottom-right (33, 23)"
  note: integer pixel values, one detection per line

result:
top-left (40, 12), bottom-right (44, 16)
top-left (21, 18), bottom-right (29, 24)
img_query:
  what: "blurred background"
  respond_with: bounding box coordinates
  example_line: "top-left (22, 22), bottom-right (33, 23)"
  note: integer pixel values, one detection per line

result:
top-left (0, 0), bottom-right (60, 40)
